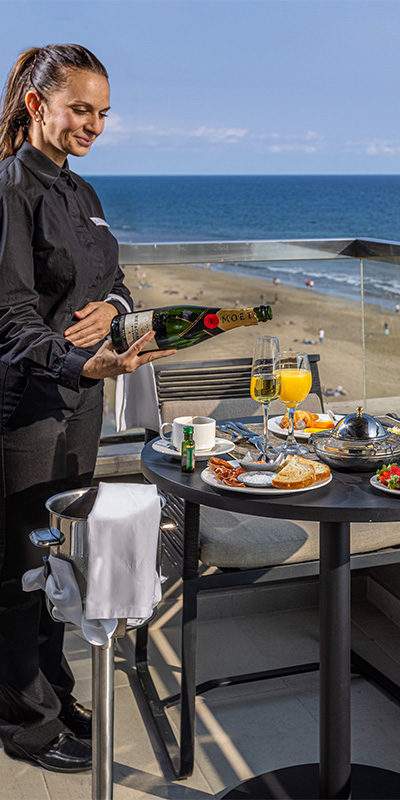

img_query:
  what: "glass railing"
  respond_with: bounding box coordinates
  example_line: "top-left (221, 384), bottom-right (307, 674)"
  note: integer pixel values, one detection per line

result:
top-left (102, 237), bottom-right (400, 436)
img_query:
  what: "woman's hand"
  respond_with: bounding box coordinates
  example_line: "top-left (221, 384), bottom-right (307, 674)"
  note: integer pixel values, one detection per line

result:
top-left (64, 302), bottom-right (117, 348)
top-left (80, 331), bottom-right (177, 380)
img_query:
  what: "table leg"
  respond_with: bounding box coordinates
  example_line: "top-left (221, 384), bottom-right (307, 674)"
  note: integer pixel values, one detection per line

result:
top-left (319, 521), bottom-right (351, 800)
top-left (222, 519), bottom-right (400, 799)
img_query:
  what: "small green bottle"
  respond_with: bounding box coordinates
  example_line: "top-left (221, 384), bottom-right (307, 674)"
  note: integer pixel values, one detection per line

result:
top-left (181, 426), bottom-right (195, 473)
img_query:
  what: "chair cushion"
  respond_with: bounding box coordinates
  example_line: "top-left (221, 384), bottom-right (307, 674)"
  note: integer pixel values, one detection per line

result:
top-left (199, 507), bottom-right (400, 568)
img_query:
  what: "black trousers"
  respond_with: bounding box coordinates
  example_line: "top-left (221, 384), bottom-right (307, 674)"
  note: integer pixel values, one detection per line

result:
top-left (0, 373), bottom-right (103, 752)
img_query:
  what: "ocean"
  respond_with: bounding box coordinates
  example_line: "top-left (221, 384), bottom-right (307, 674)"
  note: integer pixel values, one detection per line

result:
top-left (87, 175), bottom-right (400, 310)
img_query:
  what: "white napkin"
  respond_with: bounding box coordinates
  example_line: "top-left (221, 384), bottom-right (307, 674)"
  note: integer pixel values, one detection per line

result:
top-left (22, 556), bottom-right (118, 645)
top-left (85, 482), bottom-right (162, 621)
top-left (115, 363), bottom-right (161, 432)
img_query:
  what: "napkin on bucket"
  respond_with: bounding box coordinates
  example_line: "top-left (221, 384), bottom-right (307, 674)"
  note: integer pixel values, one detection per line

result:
top-left (22, 556), bottom-right (118, 645)
top-left (85, 481), bottom-right (162, 622)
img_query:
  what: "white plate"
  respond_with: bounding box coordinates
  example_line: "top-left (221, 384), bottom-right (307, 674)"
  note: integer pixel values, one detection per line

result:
top-left (370, 474), bottom-right (400, 496)
top-left (152, 436), bottom-right (235, 460)
top-left (200, 466), bottom-right (332, 495)
top-left (268, 413), bottom-right (342, 441)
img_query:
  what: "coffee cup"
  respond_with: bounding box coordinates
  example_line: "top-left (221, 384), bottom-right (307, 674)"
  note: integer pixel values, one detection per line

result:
top-left (159, 416), bottom-right (216, 452)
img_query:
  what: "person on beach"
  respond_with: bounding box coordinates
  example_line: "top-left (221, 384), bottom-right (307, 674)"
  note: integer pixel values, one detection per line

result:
top-left (0, 43), bottom-right (175, 773)
top-left (319, 328), bottom-right (324, 344)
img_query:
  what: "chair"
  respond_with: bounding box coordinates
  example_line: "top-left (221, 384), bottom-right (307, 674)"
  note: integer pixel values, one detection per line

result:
top-left (145, 354), bottom-right (324, 441)
top-left (136, 357), bottom-right (400, 779)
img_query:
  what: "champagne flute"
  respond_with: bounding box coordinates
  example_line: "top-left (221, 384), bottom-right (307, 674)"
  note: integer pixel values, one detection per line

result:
top-left (250, 336), bottom-right (280, 460)
top-left (275, 351), bottom-right (312, 456)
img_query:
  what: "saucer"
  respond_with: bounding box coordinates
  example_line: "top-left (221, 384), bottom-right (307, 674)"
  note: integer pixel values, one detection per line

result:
top-left (152, 436), bottom-right (235, 460)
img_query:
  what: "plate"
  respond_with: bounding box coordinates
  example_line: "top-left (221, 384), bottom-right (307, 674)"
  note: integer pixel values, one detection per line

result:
top-left (200, 466), bottom-right (332, 495)
top-left (268, 413), bottom-right (342, 441)
top-left (152, 436), bottom-right (235, 460)
top-left (370, 474), bottom-right (400, 496)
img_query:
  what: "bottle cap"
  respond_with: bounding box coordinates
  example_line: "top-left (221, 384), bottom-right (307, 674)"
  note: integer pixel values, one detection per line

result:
top-left (183, 425), bottom-right (194, 435)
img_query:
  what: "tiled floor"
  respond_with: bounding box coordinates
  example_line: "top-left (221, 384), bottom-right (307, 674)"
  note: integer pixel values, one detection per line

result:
top-left (2, 586), bottom-right (400, 799)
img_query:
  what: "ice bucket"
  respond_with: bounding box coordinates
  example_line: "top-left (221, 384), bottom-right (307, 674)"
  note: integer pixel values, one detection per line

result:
top-left (30, 487), bottom-right (100, 600)
top-left (30, 486), bottom-right (167, 602)
top-left (29, 485), bottom-right (168, 800)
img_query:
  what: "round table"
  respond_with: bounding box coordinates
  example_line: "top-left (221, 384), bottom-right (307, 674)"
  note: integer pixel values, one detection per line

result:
top-left (141, 442), bottom-right (400, 799)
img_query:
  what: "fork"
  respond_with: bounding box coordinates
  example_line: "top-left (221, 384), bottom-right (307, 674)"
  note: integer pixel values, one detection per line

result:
top-left (216, 424), bottom-right (244, 443)
top-left (225, 421), bottom-right (262, 439)
top-left (216, 424), bottom-right (264, 455)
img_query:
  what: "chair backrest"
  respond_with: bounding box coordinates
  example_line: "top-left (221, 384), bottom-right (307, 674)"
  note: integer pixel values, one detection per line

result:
top-left (152, 354), bottom-right (324, 425)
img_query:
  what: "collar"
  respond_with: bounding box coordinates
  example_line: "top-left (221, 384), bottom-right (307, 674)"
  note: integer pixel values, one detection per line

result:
top-left (16, 141), bottom-right (77, 191)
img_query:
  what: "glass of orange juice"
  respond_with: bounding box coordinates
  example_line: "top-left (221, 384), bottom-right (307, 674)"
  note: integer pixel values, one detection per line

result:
top-left (250, 336), bottom-right (280, 459)
top-left (275, 352), bottom-right (312, 455)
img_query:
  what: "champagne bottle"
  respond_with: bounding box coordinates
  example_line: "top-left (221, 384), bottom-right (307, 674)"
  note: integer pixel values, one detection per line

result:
top-left (110, 304), bottom-right (273, 353)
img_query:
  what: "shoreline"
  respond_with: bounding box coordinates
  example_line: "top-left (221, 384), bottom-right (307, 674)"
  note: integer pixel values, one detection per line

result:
top-left (119, 262), bottom-right (400, 405)
top-left (207, 262), bottom-right (400, 314)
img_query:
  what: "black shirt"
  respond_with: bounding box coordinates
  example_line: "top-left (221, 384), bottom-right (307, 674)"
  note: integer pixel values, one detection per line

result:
top-left (0, 141), bottom-right (132, 393)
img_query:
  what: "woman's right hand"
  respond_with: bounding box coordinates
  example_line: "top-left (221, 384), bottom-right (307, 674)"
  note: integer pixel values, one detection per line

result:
top-left (80, 331), bottom-right (177, 380)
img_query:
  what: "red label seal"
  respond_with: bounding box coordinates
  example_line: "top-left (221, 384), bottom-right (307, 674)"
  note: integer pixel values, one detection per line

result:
top-left (204, 313), bottom-right (220, 329)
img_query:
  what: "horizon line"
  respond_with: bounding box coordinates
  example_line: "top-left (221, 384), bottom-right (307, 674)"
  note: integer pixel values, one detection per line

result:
top-left (80, 172), bottom-right (400, 178)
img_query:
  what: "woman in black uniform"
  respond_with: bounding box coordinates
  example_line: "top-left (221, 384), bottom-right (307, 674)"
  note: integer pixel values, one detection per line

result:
top-left (0, 44), bottom-right (174, 772)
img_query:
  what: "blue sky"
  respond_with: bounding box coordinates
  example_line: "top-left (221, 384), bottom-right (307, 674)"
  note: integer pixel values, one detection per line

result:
top-left (2, 0), bottom-right (400, 175)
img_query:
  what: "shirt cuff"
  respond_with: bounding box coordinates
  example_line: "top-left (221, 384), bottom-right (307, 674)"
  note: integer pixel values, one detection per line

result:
top-left (105, 293), bottom-right (133, 315)
top-left (60, 347), bottom-right (99, 392)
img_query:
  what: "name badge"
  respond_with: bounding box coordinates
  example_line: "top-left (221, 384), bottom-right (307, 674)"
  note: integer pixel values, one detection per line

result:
top-left (90, 217), bottom-right (110, 227)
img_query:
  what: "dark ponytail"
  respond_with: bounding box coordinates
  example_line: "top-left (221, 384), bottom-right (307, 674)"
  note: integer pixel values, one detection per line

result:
top-left (0, 44), bottom-right (108, 161)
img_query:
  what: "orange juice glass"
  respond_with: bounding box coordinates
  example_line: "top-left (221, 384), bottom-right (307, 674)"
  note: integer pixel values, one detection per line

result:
top-left (278, 368), bottom-right (312, 408)
top-left (275, 352), bottom-right (312, 456)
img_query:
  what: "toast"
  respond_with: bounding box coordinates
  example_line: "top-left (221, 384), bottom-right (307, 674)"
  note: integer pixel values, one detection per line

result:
top-left (312, 460), bottom-right (331, 482)
top-left (271, 455), bottom-right (331, 490)
top-left (271, 455), bottom-right (316, 490)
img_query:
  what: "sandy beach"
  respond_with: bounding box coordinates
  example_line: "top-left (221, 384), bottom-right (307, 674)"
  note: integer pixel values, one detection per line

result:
top-left (116, 262), bottom-right (400, 406)
top-left (102, 261), bottom-right (400, 425)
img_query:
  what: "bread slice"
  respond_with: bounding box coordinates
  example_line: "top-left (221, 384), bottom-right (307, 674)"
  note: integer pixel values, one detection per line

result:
top-left (313, 460), bottom-right (331, 482)
top-left (272, 454), bottom-right (316, 490)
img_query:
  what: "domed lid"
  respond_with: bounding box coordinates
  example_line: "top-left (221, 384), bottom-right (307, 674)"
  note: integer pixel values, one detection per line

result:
top-left (333, 407), bottom-right (388, 441)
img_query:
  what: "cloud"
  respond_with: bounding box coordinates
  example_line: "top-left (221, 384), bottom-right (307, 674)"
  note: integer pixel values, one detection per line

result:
top-left (343, 137), bottom-right (400, 156)
top-left (264, 130), bottom-right (326, 154)
top-left (268, 143), bottom-right (318, 154)
top-left (97, 122), bottom-right (400, 159)
top-left (364, 139), bottom-right (400, 156)
top-left (189, 126), bottom-right (248, 143)
top-left (104, 112), bottom-right (124, 132)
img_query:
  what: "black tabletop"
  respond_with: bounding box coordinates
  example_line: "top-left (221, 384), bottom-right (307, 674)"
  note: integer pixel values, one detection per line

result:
top-left (141, 442), bottom-right (400, 524)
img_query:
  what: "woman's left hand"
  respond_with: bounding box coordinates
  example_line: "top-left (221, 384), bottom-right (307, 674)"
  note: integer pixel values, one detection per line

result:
top-left (64, 302), bottom-right (118, 348)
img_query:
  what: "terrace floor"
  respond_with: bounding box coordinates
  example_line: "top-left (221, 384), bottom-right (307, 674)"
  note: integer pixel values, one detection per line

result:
top-left (2, 564), bottom-right (400, 800)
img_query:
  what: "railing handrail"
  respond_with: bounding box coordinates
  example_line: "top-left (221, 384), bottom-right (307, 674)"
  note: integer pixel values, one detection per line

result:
top-left (118, 237), bottom-right (400, 266)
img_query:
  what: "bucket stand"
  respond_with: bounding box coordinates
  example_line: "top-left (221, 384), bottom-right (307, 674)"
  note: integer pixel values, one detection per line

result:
top-left (91, 620), bottom-right (126, 800)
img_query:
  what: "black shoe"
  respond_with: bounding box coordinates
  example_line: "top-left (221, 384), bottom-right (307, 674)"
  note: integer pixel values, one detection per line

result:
top-left (3, 732), bottom-right (92, 773)
top-left (59, 699), bottom-right (92, 739)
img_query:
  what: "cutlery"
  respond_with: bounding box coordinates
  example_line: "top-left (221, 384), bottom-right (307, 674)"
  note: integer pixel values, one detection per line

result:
top-left (216, 424), bottom-right (244, 444)
top-left (225, 421), bottom-right (259, 438)
top-left (217, 422), bottom-right (262, 443)
top-left (327, 409), bottom-right (339, 423)
top-left (248, 438), bottom-right (264, 455)
top-left (224, 422), bottom-right (264, 443)
top-left (216, 424), bottom-right (264, 454)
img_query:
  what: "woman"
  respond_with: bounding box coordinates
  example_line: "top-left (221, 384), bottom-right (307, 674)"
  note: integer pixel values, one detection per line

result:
top-left (0, 44), bottom-right (174, 772)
